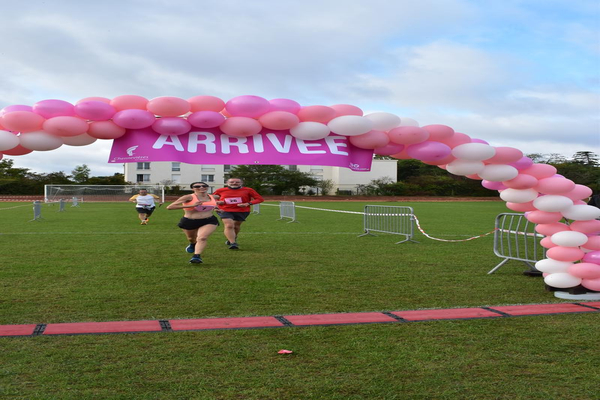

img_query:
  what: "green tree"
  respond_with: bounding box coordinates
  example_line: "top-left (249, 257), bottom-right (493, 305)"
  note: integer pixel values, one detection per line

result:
top-left (571, 151), bottom-right (599, 166)
top-left (229, 165), bottom-right (318, 195)
top-left (316, 179), bottom-right (335, 195)
top-left (71, 164), bottom-right (91, 183)
top-left (87, 173), bottom-right (127, 185)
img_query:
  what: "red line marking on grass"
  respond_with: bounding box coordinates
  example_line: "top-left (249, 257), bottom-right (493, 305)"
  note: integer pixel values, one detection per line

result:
top-left (0, 324), bottom-right (37, 337)
top-left (43, 320), bottom-right (162, 335)
top-left (488, 303), bottom-right (594, 316)
top-left (283, 312), bottom-right (398, 326)
top-left (391, 308), bottom-right (501, 321)
top-left (169, 316), bottom-right (284, 331)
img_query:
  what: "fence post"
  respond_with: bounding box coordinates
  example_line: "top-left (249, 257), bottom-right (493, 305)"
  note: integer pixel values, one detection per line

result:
top-left (488, 213), bottom-right (544, 275)
top-left (358, 205), bottom-right (417, 244)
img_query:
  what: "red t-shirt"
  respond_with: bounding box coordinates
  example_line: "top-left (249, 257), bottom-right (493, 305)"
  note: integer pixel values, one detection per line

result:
top-left (213, 187), bottom-right (264, 212)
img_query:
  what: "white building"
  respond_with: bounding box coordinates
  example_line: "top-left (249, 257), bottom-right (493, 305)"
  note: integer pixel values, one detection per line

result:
top-left (123, 160), bottom-right (397, 194)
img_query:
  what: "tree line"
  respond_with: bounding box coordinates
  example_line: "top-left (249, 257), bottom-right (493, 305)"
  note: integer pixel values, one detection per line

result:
top-left (0, 151), bottom-right (597, 196)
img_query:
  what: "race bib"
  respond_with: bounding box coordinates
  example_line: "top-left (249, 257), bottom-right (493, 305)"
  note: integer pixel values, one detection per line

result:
top-left (224, 197), bottom-right (243, 204)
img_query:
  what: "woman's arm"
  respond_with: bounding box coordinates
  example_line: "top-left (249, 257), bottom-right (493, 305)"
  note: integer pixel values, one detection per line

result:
top-left (166, 195), bottom-right (197, 210)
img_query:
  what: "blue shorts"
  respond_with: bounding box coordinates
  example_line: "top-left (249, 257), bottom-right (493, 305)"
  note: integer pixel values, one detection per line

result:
top-left (219, 212), bottom-right (250, 222)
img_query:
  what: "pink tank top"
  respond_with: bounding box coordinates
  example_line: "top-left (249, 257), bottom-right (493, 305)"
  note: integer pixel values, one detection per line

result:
top-left (184, 194), bottom-right (217, 212)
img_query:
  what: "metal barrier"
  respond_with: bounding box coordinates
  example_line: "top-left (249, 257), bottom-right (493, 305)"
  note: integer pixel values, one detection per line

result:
top-left (251, 203), bottom-right (260, 214)
top-left (72, 197), bottom-right (81, 207)
top-left (58, 199), bottom-right (66, 212)
top-left (358, 205), bottom-right (417, 244)
top-left (277, 201), bottom-right (297, 223)
top-left (30, 201), bottom-right (43, 222)
top-left (488, 213), bottom-right (545, 274)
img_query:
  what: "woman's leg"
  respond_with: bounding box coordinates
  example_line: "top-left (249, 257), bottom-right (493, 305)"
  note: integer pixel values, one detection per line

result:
top-left (195, 224), bottom-right (218, 254)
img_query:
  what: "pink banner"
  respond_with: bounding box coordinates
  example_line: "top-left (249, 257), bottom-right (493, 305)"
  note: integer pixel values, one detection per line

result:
top-left (109, 128), bottom-right (374, 171)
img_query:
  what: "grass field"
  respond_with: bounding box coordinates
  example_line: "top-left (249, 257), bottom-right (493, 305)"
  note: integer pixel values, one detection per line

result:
top-left (1, 200), bottom-right (598, 399)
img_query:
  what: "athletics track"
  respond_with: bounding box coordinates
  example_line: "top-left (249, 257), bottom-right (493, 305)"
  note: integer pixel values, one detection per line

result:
top-left (1, 302), bottom-right (598, 338)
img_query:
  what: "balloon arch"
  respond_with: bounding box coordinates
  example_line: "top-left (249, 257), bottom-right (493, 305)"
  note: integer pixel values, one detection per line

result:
top-left (1, 94), bottom-right (599, 296)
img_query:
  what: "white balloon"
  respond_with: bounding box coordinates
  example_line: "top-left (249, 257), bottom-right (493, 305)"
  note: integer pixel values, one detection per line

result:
top-left (364, 112), bottom-right (401, 131)
top-left (289, 122), bottom-right (330, 140)
top-left (478, 164), bottom-right (519, 182)
top-left (544, 272), bottom-right (582, 288)
top-left (451, 143), bottom-right (496, 161)
top-left (499, 188), bottom-right (539, 203)
top-left (561, 205), bottom-right (600, 221)
top-left (62, 133), bottom-right (98, 146)
top-left (327, 116), bottom-right (373, 136)
top-left (535, 258), bottom-right (573, 273)
top-left (0, 130), bottom-right (20, 151)
top-left (398, 117), bottom-right (419, 127)
top-left (550, 231), bottom-right (589, 247)
top-left (19, 131), bottom-right (63, 151)
top-left (445, 160), bottom-right (485, 176)
top-left (532, 195), bottom-right (573, 212)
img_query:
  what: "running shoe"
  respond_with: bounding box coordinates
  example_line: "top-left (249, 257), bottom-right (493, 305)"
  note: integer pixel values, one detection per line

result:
top-left (228, 242), bottom-right (239, 250)
top-left (189, 255), bottom-right (203, 264)
top-left (186, 244), bottom-right (195, 253)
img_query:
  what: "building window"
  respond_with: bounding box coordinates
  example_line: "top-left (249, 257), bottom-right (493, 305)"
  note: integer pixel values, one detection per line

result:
top-left (137, 162), bottom-right (151, 170)
top-left (287, 165), bottom-right (298, 171)
top-left (136, 174), bottom-right (151, 182)
top-left (224, 165), bottom-right (232, 172)
top-left (171, 174), bottom-right (181, 183)
top-left (201, 166), bottom-right (215, 172)
top-left (310, 166), bottom-right (323, 172)
top-left (201, 174), bottom-right (215, 182)
top-left (171, 162), bottom-right (180, 171)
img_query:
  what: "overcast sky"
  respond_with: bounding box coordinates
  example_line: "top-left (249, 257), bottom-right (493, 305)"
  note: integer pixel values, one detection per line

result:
top-left (1, 0), bottom-right (598, 176)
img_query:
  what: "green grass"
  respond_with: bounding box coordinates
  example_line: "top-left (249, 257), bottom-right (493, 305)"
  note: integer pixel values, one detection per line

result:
top-left (1, 200), bottom-right (597, 399)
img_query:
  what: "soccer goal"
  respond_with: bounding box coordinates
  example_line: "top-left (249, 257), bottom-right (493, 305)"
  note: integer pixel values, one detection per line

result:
top-left (44, 185), bottom-right (165, 203)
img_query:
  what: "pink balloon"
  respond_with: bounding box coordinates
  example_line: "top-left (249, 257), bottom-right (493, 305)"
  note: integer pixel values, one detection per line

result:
top-left (421, 153), bottom-right (456, 166)
top-left (546, 246), bottom-right (585, 262)
top-left (32, 99), bottom-right (76, 118)
top-left (225, 95), bottom-right (271, 118)
top-left (297, 105), bottom-right (336, 123)
top-left (569, 220), bottom-right (600, 234)
top-left (471, 138), bottom-right (489, 144)
top-left (76, 97), bottom-right (111, 104)
top-left (188, 96), bottom-right (225, 112)
top-left (508, 156), bottom-right (534, 170)
top-left (87, 121), bottom-right (127, 139)
top-left (482, 180), bottom-right (507, 190)
top-left (387, 126), bottom-right (430, 145)
top-left (485, 147), bottom-right (523, 164)
top-left (1, 111), bottom-right (45, 132)
top-left (421, 124), bottom-right (454, 141)
top-left (567, 263), bottom-right (600, 279)
top-left (502, 174), bottom-right (538, 189)
top-left (0, 105), bottom-right (33, 116)
top-left (505, 201), bottom-right (536, 212)
top-left (520, 163), bottom-right (557, 179)
top-left (390, 148), bottom-right (412, 159)
top-left (187, 111), bottom-right (225, 128)
top-left (562, 184), bottom-right (593, 201)
top-left (535, 222), bottom-right (570, 236)
top-left (43, 116), bottom-right (88, 137)
top-left (258, 111), bottom-right (300, 130)
top-left (581, 277), bottom-right (600, 291)
top-left (147, 96), bottom-right (191, 117)
top-left (582, 251), bottom-right (600, 265)
top-left (74, 101), bottom-right (116, 121)
top-left (112, 109), bottom-right (156, 129)
top-left (465, 173), bottom-right (482, 180)
top-left (268, 98), bottom-right (302, 114)
top-left (152, 117), bottom-right (191, 135)
top-left (525, 210), bottom-right (563, 224)
top-left (540, 237), bottom-right (558, 249)
top-left (583, 236), bottom-right (600, 251)
top-left (110, 95), bottom-right (149, 111)
top-left (219, 117), bottom-right (262, 137)
top-left (535, 177), bottom-right (575, 195)
top-left (330, 104), bottom-right (363, 117)
top-left (349, 130), bottom-right (390, 149)
top-left (374, 142), bottom-right (405, 156)
top-left (2, 145), bottom-right (33, 156)
top-left (436, 132), bottom-right (471, 148)
top-left (405, 141), bottom-right (451, 162)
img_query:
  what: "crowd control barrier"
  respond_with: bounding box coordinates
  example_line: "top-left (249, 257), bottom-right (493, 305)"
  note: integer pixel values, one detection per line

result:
top-left (358, 205), bottom-right (417, 244)
top-left (489, 213), bottom-right (545, 274)
top-left (277, 201), bottom-right (297, 223)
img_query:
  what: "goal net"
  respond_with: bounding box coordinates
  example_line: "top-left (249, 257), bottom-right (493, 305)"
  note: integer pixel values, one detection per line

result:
top-left (44, 185), bottom-right (165, 203)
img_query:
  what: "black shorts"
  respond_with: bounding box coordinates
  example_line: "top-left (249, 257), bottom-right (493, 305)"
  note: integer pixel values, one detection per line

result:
top-left (177, 215), bottom-right (219, 230)
top-left (218, 212), bottom-right (250, 222)
top-left (136, 207), bottom-right (155, 216)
